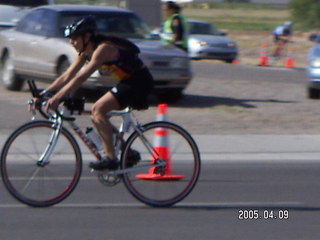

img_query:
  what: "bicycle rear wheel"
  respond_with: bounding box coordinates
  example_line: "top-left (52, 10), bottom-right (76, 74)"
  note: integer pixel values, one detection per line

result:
top-left (121, 121), bottom-right (201, 207)
top-left (1, 120), bottom-right (82, 207)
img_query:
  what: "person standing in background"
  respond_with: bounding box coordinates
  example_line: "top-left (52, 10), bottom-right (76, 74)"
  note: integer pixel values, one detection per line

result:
top-left (161, 1), bottom-right (188, 51)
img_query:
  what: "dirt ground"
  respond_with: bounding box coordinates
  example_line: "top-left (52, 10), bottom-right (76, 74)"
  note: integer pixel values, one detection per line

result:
top-left (143, 31), bottom-right (320, 135)
top-left (228, 30), bottom-right (314, 68)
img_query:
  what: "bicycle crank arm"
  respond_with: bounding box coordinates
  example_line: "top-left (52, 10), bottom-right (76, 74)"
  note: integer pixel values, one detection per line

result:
top-left (108, 159), bottom-right (167, 176)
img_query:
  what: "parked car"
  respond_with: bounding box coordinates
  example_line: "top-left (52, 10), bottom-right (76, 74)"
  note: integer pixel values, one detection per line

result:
top-left (0, 1), bottom-right (54, 30)
top-left (307, 33), bottom-right (320, 99)
top-left (187, 19), bottom-right (238, 62)
top-left (0, 5), bottom-right (192, 102)
top-left (0, 4), bottom-right (31, 29)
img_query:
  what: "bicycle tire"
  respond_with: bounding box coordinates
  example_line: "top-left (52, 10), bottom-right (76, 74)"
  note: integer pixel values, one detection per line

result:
top-left (121, 121), bottom-right (201, 207)
top-left (1, 120), bottom-right (82, 207)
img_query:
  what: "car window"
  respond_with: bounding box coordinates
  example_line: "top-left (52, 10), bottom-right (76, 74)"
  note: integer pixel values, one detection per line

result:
top-left (0, 5), bottom-right (29, 25)
top-left (59, 12), bottom-right (152, 39)
top-left (39, 10), bottom-right (56, 37)
top-left (16, 9), bottom-right (55, 36)
top-left (16, 10), bottom-right (42, 33)
top-left (188, 22), bottom-right (220, 35)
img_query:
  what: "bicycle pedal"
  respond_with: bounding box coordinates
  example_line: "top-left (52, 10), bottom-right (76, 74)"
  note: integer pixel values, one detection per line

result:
top-left (97, 172), bottom-right (121, 186)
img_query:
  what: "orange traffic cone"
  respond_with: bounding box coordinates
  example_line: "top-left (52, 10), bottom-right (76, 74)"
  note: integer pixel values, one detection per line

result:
top-left (156, 103), bottom-right (167, 121)
top-left (231, 59), bottom-right (239, 64)
top-left (285, 48), bottom-right (295, 68)
top-left (136, 104), bottom-right (184, 180)
top-left (258, 43), bottom-right (269, 66)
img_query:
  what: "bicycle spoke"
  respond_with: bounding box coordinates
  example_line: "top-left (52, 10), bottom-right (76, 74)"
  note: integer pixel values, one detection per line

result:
top-left (1, 121), bottom-right (82, 207)
top-left (21, 167), bottom-right (42, 193)
top-left (122, 121), bottom-right (200, 207)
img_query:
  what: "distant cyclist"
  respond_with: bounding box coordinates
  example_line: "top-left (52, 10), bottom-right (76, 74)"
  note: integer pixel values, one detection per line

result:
top-left (272, 21), bottom-right (293, 58)
top-left (42, 16), bottom-right (154, 170)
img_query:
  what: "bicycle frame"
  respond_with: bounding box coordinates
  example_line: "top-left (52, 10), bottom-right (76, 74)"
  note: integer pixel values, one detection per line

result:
top-left (32, 105), bottom-right (166, 176)
top-left (36, 116), bottom-right (63, 166)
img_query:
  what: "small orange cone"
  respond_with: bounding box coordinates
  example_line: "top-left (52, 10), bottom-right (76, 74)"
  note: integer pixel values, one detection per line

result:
top-left (156, 103), bottom-right (167, 121)
top-left (258, 43), bottom-right (269, 66)
top-left (136, 104), bottom-right (184, 180)
top-left (231, 59), bottom-right (239, 64)
top-left (285, 48), bottom-right (295, 68)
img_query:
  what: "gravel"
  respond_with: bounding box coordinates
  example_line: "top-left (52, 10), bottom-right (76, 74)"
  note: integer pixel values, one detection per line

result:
top-left (136, 61), bottom-right (320, 136)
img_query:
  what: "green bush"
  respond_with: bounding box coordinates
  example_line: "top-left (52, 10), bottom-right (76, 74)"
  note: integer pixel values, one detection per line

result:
top-left (289, 0), bottom-right (320, 30)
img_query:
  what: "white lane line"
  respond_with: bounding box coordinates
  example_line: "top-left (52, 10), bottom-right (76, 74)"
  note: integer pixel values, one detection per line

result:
top-left (0, 201), bottom-right (304, 209)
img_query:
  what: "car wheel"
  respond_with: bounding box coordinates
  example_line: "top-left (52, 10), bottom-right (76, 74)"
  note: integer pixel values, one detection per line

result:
top-left (308, 87), bottom-right (320, 99)
top-left (225, 59), bottom-right (234, 63)
top-left (156, 89), bottom-right (183, 103)
top-left (1, 53), bottom-right (24, 91)
top-left (57, 58), bottom-right (70, 76)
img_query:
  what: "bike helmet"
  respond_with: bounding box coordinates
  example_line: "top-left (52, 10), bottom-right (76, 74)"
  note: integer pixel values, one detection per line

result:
top-left (64, 16), bottom-right (97, 38)
top-left (284, 21), bottom-right (293, 27)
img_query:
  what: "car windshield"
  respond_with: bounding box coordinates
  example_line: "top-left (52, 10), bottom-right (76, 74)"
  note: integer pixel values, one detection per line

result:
top-left (0, 0), bottom-right (49, 7)
top-left (188, 22), bottom-right (220, 35)
top-left (60, 12), bottom-right (153, 40)
top-left (0, 5), bottom-right (29, 25)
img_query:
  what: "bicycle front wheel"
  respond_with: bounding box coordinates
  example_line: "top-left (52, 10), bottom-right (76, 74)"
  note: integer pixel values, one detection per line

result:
top-left (1, 120), bottom-right (82, 207)
top-left (121, 121), bottom-right (201, 207)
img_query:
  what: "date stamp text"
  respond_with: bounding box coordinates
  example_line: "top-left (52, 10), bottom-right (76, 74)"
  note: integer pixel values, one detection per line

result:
top-left (238, 209), bottom-right (289, 220)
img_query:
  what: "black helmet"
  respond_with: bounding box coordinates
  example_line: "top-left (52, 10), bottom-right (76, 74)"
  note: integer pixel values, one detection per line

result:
top-left (64, 16), bottom-right (96, 38)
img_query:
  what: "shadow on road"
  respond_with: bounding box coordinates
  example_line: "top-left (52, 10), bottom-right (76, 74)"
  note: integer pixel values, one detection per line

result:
top-left (170, 94), bottom-right (297, 109)
top-left (42, 203), bottom-right (320, 211)
top-left (22, 87), bottom-right (297, 110)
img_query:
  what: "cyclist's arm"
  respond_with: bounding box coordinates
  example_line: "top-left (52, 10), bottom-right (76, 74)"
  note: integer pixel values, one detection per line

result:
top-left (45, 54), bottom-right (86, 93)
top-left (280, 35), bottom-right (290, 41)
top-left (46, 44), bottom-right (117, 110)
top-left (171, 16), bottom-right (183, 42)
top-left (278, 29), bottom-right (292, 43)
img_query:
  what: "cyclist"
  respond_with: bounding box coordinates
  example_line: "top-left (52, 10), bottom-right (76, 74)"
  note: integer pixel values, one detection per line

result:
top-left (272, 21), bottom-right (293, 58)
top-left (42, 16), bottom-right (154, 170)
top-left (161, 1), bottom-right (188, 51)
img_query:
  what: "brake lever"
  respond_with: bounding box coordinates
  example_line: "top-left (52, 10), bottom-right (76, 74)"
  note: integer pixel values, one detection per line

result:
top-left (27, 99), bottom-right (37, 120)
top-left (27, 98), bottom-right (48, 120)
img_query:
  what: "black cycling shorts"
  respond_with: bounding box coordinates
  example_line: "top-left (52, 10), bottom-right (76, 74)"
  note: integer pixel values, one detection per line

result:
top-left (110, 67), bottom-right (154, 110)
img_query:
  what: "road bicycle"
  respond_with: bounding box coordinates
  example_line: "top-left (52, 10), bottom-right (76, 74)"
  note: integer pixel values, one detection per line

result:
top-left (272, 41), bottom-right (287, 59)
top-left (271, 39), bottom-right (293, 64)
top-left (0, 80), bottom-right (201, 207)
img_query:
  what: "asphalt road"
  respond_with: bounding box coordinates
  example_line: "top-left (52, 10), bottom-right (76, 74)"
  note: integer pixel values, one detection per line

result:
top-left (1, 62), bottom-right (320, 240)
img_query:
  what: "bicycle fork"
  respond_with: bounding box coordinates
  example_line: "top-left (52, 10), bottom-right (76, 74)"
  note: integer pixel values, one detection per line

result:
top-left (37, 118), bottom-right (63, 167)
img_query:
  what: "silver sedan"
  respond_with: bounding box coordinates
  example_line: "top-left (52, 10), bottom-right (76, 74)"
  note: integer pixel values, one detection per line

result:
top-left (187, 19), bottom-right (238, 62)
top-left (0, 5), bottom-right (192, 102)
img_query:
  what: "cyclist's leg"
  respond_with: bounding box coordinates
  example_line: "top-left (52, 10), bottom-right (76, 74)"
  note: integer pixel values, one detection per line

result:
top-left (273, 42), bottom-right (281, 58)
top-left (274, 40), bottom-right (286, 58)
top-left (281, 40), bottom-right (289, 58)
top-left (272, 35), bottom-right (279, 57)
top-left (279, 41), bottom-right (286, 57)
top-left (91, 91), bottom-right (120, 161)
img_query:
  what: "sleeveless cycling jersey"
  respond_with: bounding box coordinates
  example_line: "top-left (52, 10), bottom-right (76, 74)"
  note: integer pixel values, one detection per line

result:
top-left (90, 35), bottom-right (144, 81)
